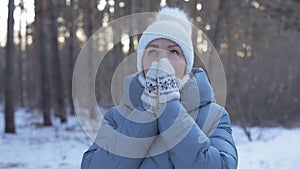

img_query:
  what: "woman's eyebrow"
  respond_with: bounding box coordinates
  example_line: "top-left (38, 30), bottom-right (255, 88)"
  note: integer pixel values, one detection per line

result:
top-left (146, 44), bottom-right (159, 48)
top-left (168, 44), bottom-right (180, 48)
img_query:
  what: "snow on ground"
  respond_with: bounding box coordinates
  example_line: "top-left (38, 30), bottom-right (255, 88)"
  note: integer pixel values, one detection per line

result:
top-left (233, 126), bottom-right (300, 169)
top-left (0, 108), bottom-right (91, 169)
top-left (1, 107), bottom-right (300, 169)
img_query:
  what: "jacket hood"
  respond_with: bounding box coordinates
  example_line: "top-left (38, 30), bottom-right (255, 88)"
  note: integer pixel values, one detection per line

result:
top-left (122, 68), bottom-right (215, 112)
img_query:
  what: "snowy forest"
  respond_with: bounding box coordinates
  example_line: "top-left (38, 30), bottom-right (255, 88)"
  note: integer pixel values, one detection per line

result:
top-left (0, 0), bottom-right (300, 168)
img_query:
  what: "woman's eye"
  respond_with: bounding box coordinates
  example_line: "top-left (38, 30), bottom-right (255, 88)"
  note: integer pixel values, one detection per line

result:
top-left (148, 49), bottom-right (158, 55)
top-left (170, 50), bottom-right (179, 55)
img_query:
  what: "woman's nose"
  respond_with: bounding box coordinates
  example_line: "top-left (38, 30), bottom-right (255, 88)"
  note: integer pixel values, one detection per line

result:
top-left (156, 50), bottom-right (168, 60)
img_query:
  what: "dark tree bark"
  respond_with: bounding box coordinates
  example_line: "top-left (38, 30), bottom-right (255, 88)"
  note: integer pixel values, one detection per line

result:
top-left (48, 0), bottom-right (67, 123)
top-left (65, 0), bottom-right (75, 115)
top-left (129, 0), bottom-right (136, 54)
top-left (5, 0), bottom-right (16, 133)
top-left (86, 0), bottom-right (94, 38)
top-left (18, 0), bottom-right (26, 107)
top-left (114, 0), bottom-right (122, 56)
top-left (35, 0), bottom-right (52, 126)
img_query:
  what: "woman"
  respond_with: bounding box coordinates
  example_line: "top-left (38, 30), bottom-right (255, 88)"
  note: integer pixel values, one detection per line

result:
top-left (81, 7), bottom-right (238, 169)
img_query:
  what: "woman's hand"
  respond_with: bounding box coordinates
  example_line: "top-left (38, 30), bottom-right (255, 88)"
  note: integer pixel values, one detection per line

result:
top-left (141, 58), bottom-right (181, 113)
top-left (156, 58), bottom-right (180, 105)
top-left (141, 58), bottom-right (181, 114)
top-left (141, 61), bottom-right (159, 113)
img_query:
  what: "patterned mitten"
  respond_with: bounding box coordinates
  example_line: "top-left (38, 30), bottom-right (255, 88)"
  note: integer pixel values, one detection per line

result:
top-left (141, 61), bottom-right (159, 113)
top-left (157, 58), bottom-right (180, 105)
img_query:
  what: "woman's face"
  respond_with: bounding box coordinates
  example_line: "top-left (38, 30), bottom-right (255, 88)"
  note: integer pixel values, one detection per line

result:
top-left (142, 38), bottom-right (186, 78)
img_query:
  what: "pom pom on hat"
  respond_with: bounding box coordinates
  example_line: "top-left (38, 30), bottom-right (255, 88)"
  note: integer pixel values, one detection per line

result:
top-left (137, 7), bottom-right (194, 76)
top-left (155, 7), bottom-right (192, 36)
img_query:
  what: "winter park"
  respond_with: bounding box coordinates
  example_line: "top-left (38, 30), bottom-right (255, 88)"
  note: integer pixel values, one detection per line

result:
top-left (1, 0), bottom-right (300, 169)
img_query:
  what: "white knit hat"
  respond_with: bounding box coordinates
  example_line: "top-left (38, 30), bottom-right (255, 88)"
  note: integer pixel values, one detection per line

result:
top-left (137, 7), bottom-right (194, 75)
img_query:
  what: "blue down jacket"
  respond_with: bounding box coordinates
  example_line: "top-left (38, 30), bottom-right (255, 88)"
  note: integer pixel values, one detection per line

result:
top-left (81, 68), bottom-right (238, 169)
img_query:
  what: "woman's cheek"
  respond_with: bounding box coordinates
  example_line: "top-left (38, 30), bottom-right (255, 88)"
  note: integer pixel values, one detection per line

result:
top-left (172, 61), bottom-right (185, 78)
top-left (142, 57), bottom-right (151, 73)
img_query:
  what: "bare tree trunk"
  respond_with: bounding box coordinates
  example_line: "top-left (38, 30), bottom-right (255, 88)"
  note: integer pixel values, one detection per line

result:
top-left (86, 0), bottom-right (94, 38)
top-left (35, 0), bottom-right (52, 126)
top-left (49, 0), bottom-right (67, 123)
top-left (18, 23), bottom-right (24, 107)
top-left (18, 0), bottom-right (26, 107)
top-left (5, 0), bottom-right (16, 133)
top-left (23, 4), bottom-right (29, 107)
top-left (129, 0), bottom-right (136, 54)
top-left (83, 0), bottom-right (99, 116)
top-left (114, 0), bottom-right (122, 56)
top-left (210, 0), bottom-right (222, 50)
top-left (67, 0), bottom-right (75, 115)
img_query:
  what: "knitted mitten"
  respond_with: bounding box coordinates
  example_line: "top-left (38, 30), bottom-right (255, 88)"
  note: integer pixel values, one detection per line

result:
top-left (157, 58), bottom-right (180, 105)
top-left (141, 61), bottom-right (159, 113)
